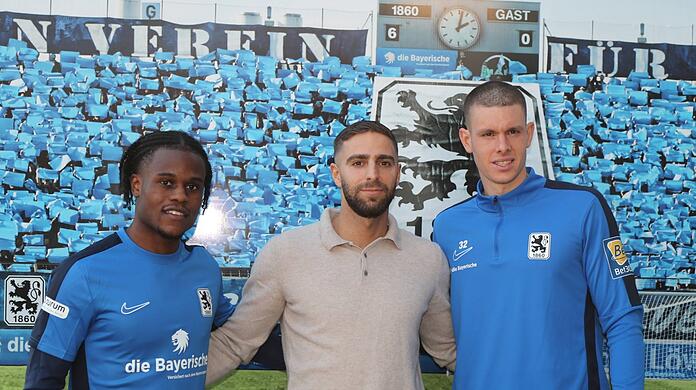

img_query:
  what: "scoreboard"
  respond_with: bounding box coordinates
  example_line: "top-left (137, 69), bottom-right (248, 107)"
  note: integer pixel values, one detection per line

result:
top-left (376, 0), bottom-right (540, 77)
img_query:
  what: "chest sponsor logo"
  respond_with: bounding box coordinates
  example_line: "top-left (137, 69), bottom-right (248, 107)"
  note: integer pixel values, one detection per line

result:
top-left (453, 240), bottom-right (473, 261)
top-left (121, 301), bottom-right (150, 315)
top-left (451, 262), bottom-right (478, 273)
top-left (528, 232), bottom-right (551, 260)
top-left (124, 329), bottom-right (208, 378)
top-left (197, 288), bottom-right (213, 317)
top-left (603, 236), bottom-right (632, 279)
top-left (172, 329), bottom-right (189, 354)
top-left (4, 275), bottom-right (45, 326)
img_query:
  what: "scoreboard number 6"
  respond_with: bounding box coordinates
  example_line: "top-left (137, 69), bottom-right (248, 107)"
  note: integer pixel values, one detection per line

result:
top-left (386, 24), bottom-right (400, 41)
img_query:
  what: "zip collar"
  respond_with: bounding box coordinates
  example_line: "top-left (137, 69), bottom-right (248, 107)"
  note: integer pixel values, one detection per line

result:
top-left (475, 167), bottom-right (546, 213)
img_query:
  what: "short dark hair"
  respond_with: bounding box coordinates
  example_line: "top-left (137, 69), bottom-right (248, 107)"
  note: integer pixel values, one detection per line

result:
top-left (333, 120), bottom-right (398, 159)
top-left (463, 81), bottom-right (527, 128)
top-left (119, 131), bottom-right (212, 210)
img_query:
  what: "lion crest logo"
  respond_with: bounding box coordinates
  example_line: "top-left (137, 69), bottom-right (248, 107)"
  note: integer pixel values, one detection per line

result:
top-left (9, 279), bottom-right (42, 314)
top-left (4, 275), bottom-right (45, 327)
top-left (171, 329), bottom-right (189, 354)
top-left (528, 233), bottom-right (551, 260)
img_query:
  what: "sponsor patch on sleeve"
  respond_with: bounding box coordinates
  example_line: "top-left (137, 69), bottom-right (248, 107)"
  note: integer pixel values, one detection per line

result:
top-left (41, 296), bottom-right (70, 319)
top-left (603, 237), bottom-right (632, 279)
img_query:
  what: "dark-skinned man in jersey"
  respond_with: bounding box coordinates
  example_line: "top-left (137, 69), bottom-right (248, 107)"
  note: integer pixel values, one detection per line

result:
top-left (25, 131), bottom-right (234, 389)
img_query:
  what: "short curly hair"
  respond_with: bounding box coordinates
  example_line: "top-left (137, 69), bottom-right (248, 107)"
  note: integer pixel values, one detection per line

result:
top-left (119, 131), bottom-right (212, 210)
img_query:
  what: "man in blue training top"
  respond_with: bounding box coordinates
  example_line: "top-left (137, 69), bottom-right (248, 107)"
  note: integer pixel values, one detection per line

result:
top-left (25, 131), bottom-right (234, 389)
top-left (433, 80), bottom-right (644, 389)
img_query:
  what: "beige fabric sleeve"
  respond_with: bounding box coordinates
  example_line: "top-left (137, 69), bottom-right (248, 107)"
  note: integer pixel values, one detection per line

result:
top-left (418, 248), bottom-right (456, 372)
top-left (205, 239), bottom-right (286, 386)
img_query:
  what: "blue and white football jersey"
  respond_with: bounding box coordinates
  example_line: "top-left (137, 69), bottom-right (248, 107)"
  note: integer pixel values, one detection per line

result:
top-left (25, 228), bottom-right (234, 389)
top-left (433, 168), bottom-right (644, 390)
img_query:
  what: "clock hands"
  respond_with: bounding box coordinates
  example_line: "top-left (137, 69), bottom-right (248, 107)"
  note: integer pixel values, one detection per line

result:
top-left (439, 8), bottom-right (479, 49)
top-left (455, 11), bottom-right (470, 33)
top-left (456, 21), bottom-right (470, 32)
top-left (455, 11), bottom-right (464, 32)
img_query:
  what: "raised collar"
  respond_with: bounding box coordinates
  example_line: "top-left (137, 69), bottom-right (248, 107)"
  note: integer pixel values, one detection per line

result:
top-left (319, 208), bottom-right (402, 250)
top-left (475, 167), bottom-right (546, 213)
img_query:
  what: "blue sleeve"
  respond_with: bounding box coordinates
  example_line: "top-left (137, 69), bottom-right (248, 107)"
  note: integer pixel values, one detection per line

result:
top-left (31, 262), bottom-right (95, 362)
top-left (213, 271), bottom-right (235, 329)
top-left (431, 214), bottom-right (441, 244)
top-left (582, 196), bottom-right (644, 389)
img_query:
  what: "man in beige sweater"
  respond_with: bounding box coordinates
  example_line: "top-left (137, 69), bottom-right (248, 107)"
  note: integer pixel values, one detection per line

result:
top-left (205, 120), bottom-right (455, 389)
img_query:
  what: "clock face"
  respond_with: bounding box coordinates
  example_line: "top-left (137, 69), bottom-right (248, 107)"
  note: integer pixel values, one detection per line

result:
top-left (437, 8), bottom-right (481, 50)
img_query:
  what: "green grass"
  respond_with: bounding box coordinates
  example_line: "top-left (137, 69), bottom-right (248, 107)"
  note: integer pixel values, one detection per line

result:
top-left (2, 366), bottom-right (693, 389)
top-left (210, 371), bottom-right (455, 389)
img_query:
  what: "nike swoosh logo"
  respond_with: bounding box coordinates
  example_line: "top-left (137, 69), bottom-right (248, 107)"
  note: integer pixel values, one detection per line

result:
top-left (121, 301), bottom-right (150, 315)
top-left (453, 247), bottom-right (473, 261)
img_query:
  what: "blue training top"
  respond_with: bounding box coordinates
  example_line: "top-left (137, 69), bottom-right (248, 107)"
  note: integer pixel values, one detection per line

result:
top-left (26, 228), bottom-right (234, 389)
top-left (433, 168), bottom-right (644, 390)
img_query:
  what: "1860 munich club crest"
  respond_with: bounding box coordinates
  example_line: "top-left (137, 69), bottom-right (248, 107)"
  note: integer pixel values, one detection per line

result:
top-left (4, 275), bottom-right (45, 327)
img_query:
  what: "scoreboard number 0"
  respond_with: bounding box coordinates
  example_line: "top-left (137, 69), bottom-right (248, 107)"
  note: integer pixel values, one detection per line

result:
top-left (519, 31), bottom-right (533, 47)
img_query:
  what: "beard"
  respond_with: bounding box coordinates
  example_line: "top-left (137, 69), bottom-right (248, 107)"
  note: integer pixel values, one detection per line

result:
top-left (342, 180), bottom-right (396, 219)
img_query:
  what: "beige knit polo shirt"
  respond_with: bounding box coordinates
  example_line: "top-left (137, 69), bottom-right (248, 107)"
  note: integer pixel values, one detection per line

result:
top-left (205, 208), bottom-right (456, 389)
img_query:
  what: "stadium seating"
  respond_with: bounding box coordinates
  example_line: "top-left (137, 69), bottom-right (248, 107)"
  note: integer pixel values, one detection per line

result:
top-left (0, 40), bottom-right (693, 289)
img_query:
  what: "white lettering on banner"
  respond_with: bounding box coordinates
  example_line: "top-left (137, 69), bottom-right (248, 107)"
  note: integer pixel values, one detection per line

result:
top-left (299, 33), bottom-right (334, 61)
top-left (132, 25), bottom-right (162, 57)
top-left (8, 13), bottom-right (364, 63)
top-left (85, 23), bottom-right (122, 55)
top-left (175, 28), bottom-right (191, 56)
top-left (267, 31), bottom-right (287, 59)
top-left (174, 28), bottom-right (211, 57)
top-left (225, 30), bottom-right (255, 51)
top-left (409, 54), bottom-right (450, 63)
top-left (647, 49), bottom-right (668, 79)
top-left (191, 29), bottom-right (210, 57)
top-left (646, 346), bottom-right (696, 372)
top-left (547, 42), bottom-right (577, 73)
top-left (14, 19), bottom-right (51, 52)
top-left (7, 336), bottom-right (31, 353)
top-left (588, 41), bottom-right (623, 77)
top-left (633, 48), bottom-right (656, 76)
top-left (548, 40), bottom-right (669, 80)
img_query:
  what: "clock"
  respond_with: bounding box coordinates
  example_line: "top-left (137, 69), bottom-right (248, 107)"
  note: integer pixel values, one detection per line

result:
top-left (437, 7), bottom-right (481, 50)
